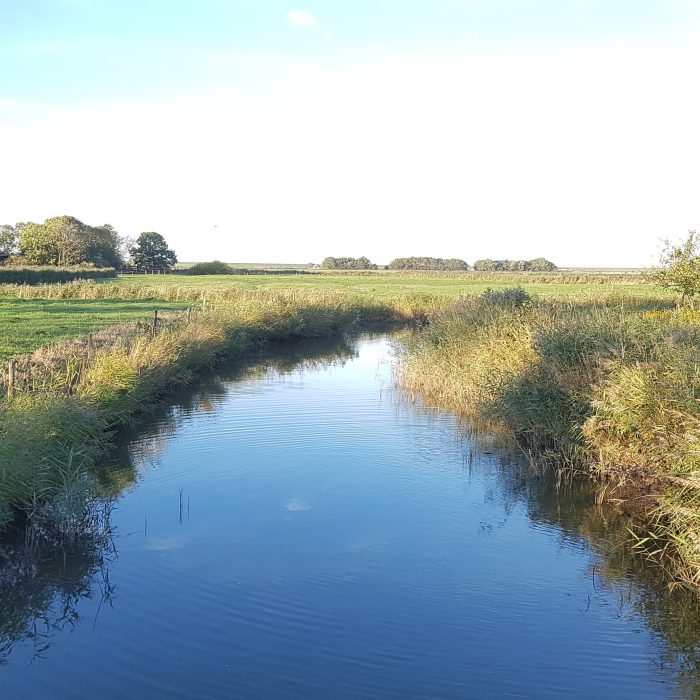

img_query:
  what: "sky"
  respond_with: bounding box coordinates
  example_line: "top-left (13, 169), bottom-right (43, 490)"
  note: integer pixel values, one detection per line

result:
top-left (1, 1), bottom-right (699, 266)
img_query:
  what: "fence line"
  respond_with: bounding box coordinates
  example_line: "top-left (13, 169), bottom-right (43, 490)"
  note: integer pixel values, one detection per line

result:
top-left (0, 306), bottom-right (206, 400)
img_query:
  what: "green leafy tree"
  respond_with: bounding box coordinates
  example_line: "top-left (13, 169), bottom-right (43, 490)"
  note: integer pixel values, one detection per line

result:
top-left (87, 224), bottom-right (123, 268)
top-left (528, 257), bottom-right (557, 271)
top-left (473, 258), bottom-right (557, 272)
top-left (473, 259), bottom-right (498, 271)
top-left (653, 230), bottom-right (700, 305)
top-left (321, 256), bottom-right (377, 270)
top-left (0, 222), bottom-right (27, 257)
top-left (129, 232), bottom-right (177, 270)
top-left (18, 216), bottom-right (123, 267)
top-left (388, 257), bottom-right (469, 270)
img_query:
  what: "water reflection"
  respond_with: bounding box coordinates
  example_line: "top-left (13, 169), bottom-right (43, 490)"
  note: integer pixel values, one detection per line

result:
top-left (0, 334), bottom-right (358, 664)
top-left (400, 392), bottom-right (700, 697)
top-left (0, 504), bottom-right (115, 664)
top-left (105, 334), bottom-right (360, 489)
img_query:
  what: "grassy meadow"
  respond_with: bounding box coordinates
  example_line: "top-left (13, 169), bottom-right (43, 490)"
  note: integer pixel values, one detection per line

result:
top-left (0, 297), bottom-right (188, 361)
top-left (113, 270), bottom-right (660, 299)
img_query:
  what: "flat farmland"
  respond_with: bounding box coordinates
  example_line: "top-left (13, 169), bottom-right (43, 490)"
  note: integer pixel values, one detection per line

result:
top-left (113, 271), bottom-right (665, 299)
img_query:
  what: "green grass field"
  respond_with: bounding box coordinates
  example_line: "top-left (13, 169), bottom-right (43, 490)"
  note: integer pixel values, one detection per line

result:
top-left (0, 298), bottom-right (188, 361)
top-left (113, 272), bottom-right (666, 299)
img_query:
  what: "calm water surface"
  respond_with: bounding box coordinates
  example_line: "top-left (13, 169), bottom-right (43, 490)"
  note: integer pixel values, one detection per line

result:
top-left (2, 333), bottom-right (700, 699)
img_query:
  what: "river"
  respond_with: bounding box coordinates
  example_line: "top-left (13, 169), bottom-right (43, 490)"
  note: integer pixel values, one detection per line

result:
top-left (2, 333), bottom-right (700, 699)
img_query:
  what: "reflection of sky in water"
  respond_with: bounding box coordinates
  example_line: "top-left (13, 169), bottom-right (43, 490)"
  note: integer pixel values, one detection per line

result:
top-left (1, 334), bottom-right (695, 699)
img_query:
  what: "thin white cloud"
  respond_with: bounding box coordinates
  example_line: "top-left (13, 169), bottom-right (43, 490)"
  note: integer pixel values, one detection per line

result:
top-left (287, 9), bottom-right (318, 29)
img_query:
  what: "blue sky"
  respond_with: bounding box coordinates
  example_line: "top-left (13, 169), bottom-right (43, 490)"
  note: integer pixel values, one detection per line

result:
top-left (2, 0), bottom-right (698, 101)
top-left (1, 1), bottom-right (699, 265)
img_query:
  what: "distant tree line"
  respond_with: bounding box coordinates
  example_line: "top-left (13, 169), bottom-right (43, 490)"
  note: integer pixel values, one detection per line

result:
top-left (0, 216), bottom-right (178, 270)
top-left (473, 258), bottom-right (557, 272)
top-left (321, 256), bottom-right (378, 270)
top-left (388, 257), bottom-right (470, 270)
top-left (320, 255), bottom-right (557, 271)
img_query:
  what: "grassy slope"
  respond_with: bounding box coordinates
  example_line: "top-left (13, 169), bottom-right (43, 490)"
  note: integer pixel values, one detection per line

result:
top-left (0, 298), bottom-right (188, 361)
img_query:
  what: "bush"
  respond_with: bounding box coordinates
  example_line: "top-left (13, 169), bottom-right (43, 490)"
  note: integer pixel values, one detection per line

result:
top-left (184, 261), bottom-right (235, 275)
top-left (481, 286), bottom-right (532, 307)
top-left (0, 267), bottom-right (116, 285)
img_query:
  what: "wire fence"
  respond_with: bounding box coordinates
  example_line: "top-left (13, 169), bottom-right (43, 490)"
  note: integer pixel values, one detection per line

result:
top-left (0, 307), bottom-right (203, 401)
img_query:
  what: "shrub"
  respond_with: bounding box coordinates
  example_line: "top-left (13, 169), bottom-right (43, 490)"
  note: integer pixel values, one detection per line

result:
top-left (481, 286), bottom-right (532, 307)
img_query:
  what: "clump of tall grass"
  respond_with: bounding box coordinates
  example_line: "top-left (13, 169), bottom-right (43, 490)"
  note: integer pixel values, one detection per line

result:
top-left (0, 394), bottom-right (109, 532)
top-left (398, 288), bottom-right (700, 585)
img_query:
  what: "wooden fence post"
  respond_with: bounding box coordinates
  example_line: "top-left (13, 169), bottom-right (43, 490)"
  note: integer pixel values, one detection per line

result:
top-left (7, 360), bottom-right (16, 400)
top-left (152, 310), bottom-right (159, 338)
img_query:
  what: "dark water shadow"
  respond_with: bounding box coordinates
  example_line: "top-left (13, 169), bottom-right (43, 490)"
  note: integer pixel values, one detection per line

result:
top-left (462, 416), bottom-right (700, 698)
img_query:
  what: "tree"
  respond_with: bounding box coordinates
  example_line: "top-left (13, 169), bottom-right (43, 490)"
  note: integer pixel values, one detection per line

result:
top-left (0, 222), bottom-right (27, 257)
top-left (321, 256), bottom-right (377, 270)
top-left (653, 230), bottom-right (700, 305)
top-left (473, 258), bottom-right (557, 272)
top-left (528, 257), bottom-right (557, 272)
top-left (473, 259), bottom-right (498, 271)
top-left (87, 224), bottom-right (123, 268)
top-left (388, 257), bottom-right (469, 270)
top-left (129, 232), bottom-right (177, 270)
top-left (18, 216), bottom-right (123, 267)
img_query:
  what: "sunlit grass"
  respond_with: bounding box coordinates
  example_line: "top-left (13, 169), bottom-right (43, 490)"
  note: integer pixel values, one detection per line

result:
top-left (0, 298), bottom-right (188, 361)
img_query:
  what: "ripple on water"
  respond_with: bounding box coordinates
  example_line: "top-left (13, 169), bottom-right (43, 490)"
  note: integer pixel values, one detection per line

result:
top-left (0, 335), bottom-right (690, 700)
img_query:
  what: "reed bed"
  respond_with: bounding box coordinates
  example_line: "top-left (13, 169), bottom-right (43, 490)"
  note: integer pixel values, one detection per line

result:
top-left (398, 288), bottom-right (700, 586)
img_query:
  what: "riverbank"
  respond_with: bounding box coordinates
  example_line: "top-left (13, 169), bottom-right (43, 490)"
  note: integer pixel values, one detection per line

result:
top-left (398, 289), bottom-right (700, 587)
top-left (0, 290), bottom-right (433, 537)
